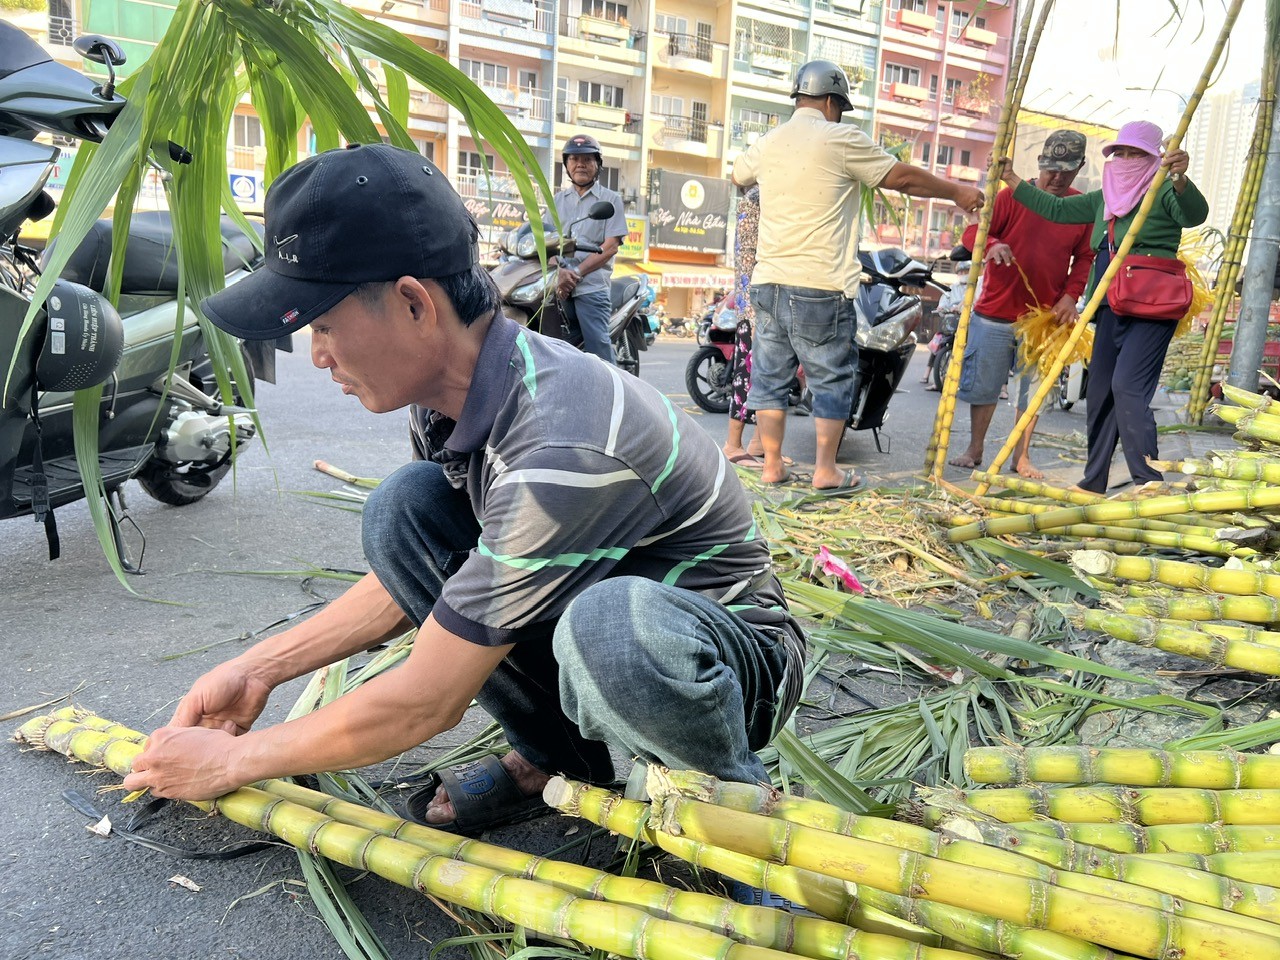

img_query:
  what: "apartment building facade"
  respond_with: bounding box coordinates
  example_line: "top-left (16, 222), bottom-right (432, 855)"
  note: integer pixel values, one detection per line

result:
top-left (17, 0), bottom-right (1017, 313)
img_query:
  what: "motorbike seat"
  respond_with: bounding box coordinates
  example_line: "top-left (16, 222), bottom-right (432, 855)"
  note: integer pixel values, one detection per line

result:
top-left (47, 211), bottom-right (264, 295)
top-left (610, 276), bottom-right (641, 312)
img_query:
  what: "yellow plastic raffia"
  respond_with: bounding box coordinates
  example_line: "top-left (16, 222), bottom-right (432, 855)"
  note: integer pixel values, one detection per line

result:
top-left (1175, 234), bottom-right (1214, 341)
top-left (1011, 261), bottom-right (1094, 381)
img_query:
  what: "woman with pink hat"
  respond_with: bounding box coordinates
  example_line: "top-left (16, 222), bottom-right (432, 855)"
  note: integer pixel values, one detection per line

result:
top-left (997, 120), bottom-right (1207, 493)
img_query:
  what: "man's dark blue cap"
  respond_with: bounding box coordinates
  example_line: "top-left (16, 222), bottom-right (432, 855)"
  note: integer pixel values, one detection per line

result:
top-left (201, 143), bottom-right (479, 340)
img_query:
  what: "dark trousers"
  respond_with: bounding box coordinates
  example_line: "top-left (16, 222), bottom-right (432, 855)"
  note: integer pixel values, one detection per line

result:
top-left (1080, 305), bottom-right (1177, 493)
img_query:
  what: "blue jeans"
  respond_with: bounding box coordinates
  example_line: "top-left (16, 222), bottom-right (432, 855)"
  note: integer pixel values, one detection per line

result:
top-left (571, 287), bottom-right (615, 364)
top-left (747, 283), bottom-right (857, 420)
top-left (361, 460), bottom-right (787, 784)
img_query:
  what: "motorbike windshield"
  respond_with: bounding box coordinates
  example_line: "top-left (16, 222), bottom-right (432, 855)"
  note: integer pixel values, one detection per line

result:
top-left (0, 23), bottom-right (52, 80)
top-left (0, 138), bottom-right (57, 239)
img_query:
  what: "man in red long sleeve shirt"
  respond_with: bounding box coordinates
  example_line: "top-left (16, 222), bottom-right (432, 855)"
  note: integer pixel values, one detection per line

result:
top-left (948, 130), bottom-right (1095, 479)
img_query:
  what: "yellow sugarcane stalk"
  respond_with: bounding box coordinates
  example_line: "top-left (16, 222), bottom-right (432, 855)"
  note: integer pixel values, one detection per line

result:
top-left (918, 783), bottom-right (1280, 827)
top-left (649, 768), bottom-right (1280, 928)
top-left (978, 0), bottom-right (1248, 491)
top-left (965, 744), bottom-right (1280, 789)
top-left (1007, 820), bottom-right (1280, 856)
top-left (13, 720), bottom-right (796, 960)
top-left (1214, 404), bottom-right (1280, 443)
top-left (1137, 852), bottom-right (1280, 887)
top-left (1077, 607), bottom-right (1280, 674)
top-left (1187, 45), bottom-right (1278, 424)
top-left (951, 486), bottom-right (1280, 542)
top-left (654, 794), bottom-right (1280, 960)
top-left (1072, 550), bottom-right (1280, 598)
top-left (548, 778), bottom-right (1143, 960)
top-left (1220, 382), bottom-right (1280, 416)
top-left (1117, 592), bottom-right (1280, 624)
top-left (1050, 524), bottom-right (1254, 558)
top-left (1163, 617), bottom-right (1280, 649)
top-left (924, 0), bottom-right (1054, 478)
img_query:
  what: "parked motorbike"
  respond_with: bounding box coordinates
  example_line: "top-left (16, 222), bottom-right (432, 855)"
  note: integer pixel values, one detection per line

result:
top-left (659, 311), bottom-right (695, 338)
top-left (0, 22), bottom-right (283, 570)
top-left (489, 201), bottom-right (651, 377)
top-left (685, 305), bottom-right (809, 416)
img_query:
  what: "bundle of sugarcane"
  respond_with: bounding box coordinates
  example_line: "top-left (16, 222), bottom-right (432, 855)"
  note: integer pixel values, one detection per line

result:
top-left (14, 709), bottom-right (983, 960)
top-left (1014, 300), bottom-right (1095, 382)
top-left (545, 766), bottom-right (1280, 960)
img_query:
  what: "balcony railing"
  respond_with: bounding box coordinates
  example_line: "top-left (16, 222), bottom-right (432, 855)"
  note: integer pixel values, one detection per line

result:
top-left (658, 32), bottom-right (717, 62)
top-left (559, 13), bottom-right (645, 49)
top-left (894, 7), bottom-right (935, 31)
top-left (559, 100), bottom-right (633, 130)
top-left (651, 114), bottom-right (724, 153)
top-left (814, 0), bottom-right (880, 21)
top-left (729, 118), bottom-right (778, 147)
top-left (456, 172), bottom-right (522, 199)
top-left (733, 41), bottom-right (806, 78)
top-left (951, 28), bottom-right (1011, 58)
top-left (458, 0), bottom-right (554, 34)
top-left (886, 81), bottom-right (928, 103)
top-left (475, 83), bottom-right (553, 122)
top-left (47, 14), bottom-right (78, 47)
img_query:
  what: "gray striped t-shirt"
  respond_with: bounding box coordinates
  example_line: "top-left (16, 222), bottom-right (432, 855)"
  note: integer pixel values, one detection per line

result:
top-left (412, 314), bottom-right (804, 719)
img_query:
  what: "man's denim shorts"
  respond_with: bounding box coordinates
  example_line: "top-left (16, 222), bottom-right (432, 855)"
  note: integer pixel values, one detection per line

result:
top-left (957, 310), bottom-right (1034, 407)
top-left (746, 283), bottom-right (857, 421)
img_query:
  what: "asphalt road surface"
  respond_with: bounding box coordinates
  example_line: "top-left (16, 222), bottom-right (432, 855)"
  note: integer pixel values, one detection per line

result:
top-left (0, 333), bottom-right (1114, 959)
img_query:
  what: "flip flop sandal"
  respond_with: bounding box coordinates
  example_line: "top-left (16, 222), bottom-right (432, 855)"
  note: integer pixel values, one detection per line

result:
top-left (812, 468), bottom-right (863, 495)
top-left (403, 755), bottom-right (552, 836)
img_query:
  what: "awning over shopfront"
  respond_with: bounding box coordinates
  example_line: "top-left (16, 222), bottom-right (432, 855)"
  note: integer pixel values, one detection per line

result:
top-left (615, 262), bottom-right (736, 289)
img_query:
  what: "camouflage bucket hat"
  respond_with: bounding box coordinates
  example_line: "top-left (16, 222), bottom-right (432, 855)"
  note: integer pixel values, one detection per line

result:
top-left (1038, 129), bottom-right (1086, 171)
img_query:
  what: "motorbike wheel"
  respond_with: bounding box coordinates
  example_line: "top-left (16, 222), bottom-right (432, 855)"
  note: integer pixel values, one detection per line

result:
top-left (932, 343), bottom-right (952, 393)
top-left (615, 327), bottom-right (641, 378)
top-left (696, 323), bottom-right (712, 347)
top-left (1056, 368), bottom-right (1074, 411)
top-left (136, 359), bottom-right (254, 506)
top-left (685, 345), bottom-right (732, 414)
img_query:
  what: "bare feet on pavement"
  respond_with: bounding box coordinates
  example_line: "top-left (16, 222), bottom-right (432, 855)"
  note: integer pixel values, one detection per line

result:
top-left (421, 751), bottom-right (550, 826)
top-left (1013, 457), bottom-right (1044, 480)
top-left (948, 451), bottom-right (982, 469)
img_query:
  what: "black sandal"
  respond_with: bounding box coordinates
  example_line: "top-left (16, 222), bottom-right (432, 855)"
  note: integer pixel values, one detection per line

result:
top-left (403, 755), bottom-right (552, 836)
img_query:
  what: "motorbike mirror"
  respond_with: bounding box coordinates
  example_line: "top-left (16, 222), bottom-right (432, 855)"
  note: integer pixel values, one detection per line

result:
top-left (73, 34), bottom-right (126, 65)
top-left (948, 244), bottom-right (972, 262)
top-left (587, 201), bottom-right (615, 221)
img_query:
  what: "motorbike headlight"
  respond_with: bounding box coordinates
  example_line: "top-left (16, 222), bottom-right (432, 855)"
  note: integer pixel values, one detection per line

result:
top-left (859, 316), bottom-right (908, 352)
top-left (516, 233), bottom-right (538, 258)
top-left (511, 273), bottom-right (549, 303)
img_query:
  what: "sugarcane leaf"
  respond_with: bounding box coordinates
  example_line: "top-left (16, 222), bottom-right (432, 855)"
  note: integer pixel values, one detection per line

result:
top-left (298, 853), bottom-right (393, 960)
top-left (970, 539), bottom-right (1099, 598)
top-left (1167, 715), bottom-right (1280, 751)
top-left (771, 728), bottom-right (891, 816)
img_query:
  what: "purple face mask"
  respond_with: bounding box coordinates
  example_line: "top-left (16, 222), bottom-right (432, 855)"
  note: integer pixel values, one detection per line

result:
top-left (1102, 153), bottom-right (1162, 220)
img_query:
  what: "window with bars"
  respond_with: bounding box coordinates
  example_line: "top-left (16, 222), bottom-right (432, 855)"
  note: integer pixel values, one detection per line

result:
top-left (888, 0), bottom-right (928, 11)
top-left (651, 94), bottom-right (685, 118)
top-left (47, 0), bottom-right (75, 45)
top-left (459, 59), bottom-right (510, 87)
top-left (581, 0), bottom-right (627, 20)
top-left (950, 10), bottom-right (987, 35)
top-left (734, 18), bottom-right (804, 61)
top-left (937, 144), bottom-right (954, 166)
top-left (457, 150), bottom-right (496, 177)
top-left (943, 77), bottom-right (964, 104)
top-left (232, 114), bottom-right (263, 149)
top-left (578, 81), bottom-right (624, 107)
top-left (655, 13), bottom-right (688, 35)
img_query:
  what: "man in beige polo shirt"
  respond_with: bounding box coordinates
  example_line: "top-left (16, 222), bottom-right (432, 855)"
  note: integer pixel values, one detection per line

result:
top-left (733, 59), bottom-right (984, 491)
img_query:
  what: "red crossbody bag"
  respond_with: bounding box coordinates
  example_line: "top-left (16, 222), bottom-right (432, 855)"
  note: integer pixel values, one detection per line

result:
top-left (1105, 220), bottom-right (1193, 321)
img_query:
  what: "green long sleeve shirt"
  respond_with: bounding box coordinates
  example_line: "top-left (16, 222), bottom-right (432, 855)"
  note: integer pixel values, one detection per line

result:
top-left (1011, 178), bottom-right (1208, 282)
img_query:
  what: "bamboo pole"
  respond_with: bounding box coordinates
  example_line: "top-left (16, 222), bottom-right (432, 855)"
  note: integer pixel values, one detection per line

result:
top-left (977, 0), bottom-right (1248, 491)
top-left (923, 0), bottom-right (1052, 478)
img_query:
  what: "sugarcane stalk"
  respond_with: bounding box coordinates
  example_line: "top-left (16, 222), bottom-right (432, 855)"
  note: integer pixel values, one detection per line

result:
top-left (1005, 820), bottom-right (1280, 855)
top-left (1136, 852), bottom-right (1280, 887)
top-left (649, 769), bottom-right (1280, 926)
top-left (950, 486), bottom-right (1280, 542)
top-left (1075, 607), bottom-right (1280, 674)
top-left (925, 0), bottom-right (1053, 479)
top-left (1050, 525), bottom-right (1254, 558)
top-left (15, 721), bottom-right (809, 960)
top-left (965, 745), bottom-right (1280, 789)
top-left (918, 783), bottom-right (1280, 827)
top-left (1149, 455), bottom-right (1280, 484)
top-left (1117, 593), bottom-right (1280, 625)
top-left (653, 794), bottom-right (1280, 960)
top-left (965, 495), bottom-right (1229, 539)
top-left (1072, 551), bottom-right (1280, 598)
top-left (253, 780), bottom-right (963, 960)
top-left (937, 817), bottom-right (1280, 926)
top-left (1160, 618), bottom-right (1280, 649)
top-left (1219, 383), bottom-right (1280, 415)
top-left (979, 0), bottom-right (1248, 490)
top-left (547, 778), bottom-right (1139, 960)
top-left (1187, 39), bottom-right (1278, 424)
top-left (1214, 404), bottom-right (1280, 443)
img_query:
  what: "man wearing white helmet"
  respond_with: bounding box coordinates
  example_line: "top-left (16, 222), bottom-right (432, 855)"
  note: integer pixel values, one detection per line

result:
top-left (733, 59), bottom-right (985, 491)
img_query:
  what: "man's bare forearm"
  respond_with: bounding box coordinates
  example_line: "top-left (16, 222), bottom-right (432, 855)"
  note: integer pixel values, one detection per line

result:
top-left (236, 572), bottom-right (412, 688)
top-left (879, 162), bottom-right (967, 202)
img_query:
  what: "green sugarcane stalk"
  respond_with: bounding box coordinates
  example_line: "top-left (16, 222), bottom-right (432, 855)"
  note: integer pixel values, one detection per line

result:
top-left (1219, 383), bottom-right (1280, 415)
top-left (950, 487), bottom-right (1280, 542)
top-left (1050, 525), bottom-right (1254, 558)
top-left (936, 817), bottom-right (1280, 926)
top-left (254, 780), bottom-right (965, 960)
top-left (11, 719), bottom-right (816, 960)
top-left (1160, 618), bottom-right (1280, 649)
top-left (1136, 852), bottom-right (1280, 887)
top-left (548, 778), bottom-right (1138, 960)
top-left (1214, 404), bottom-right (1280, 443)
top-left (1074, 607), bottom-right (1280, 675)
top-left (917, 783), bottom-right (1280, 827)
top-left (1117, 593), bottom-right (1280, 624)
top-left (966, 496), bottom-right (1230, 539)
top-left (648, 770), bottom-right (1280, 931)
top-left (925, 0), bottom-right (1053, 479)
top-left (653, 794), bottom-right (1280, 960)
top-left (965, 745), bottom-right (1280, 789)
top-left (1006, 820), bottom-right (1280, 855)
top-left (1072, 551), bottom-right (1280, 598)
top-left (1150, 455), bottom-right (1280, 484)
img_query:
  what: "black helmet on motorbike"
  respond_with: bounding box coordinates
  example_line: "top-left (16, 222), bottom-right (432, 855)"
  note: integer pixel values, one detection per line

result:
top-left (790, 59), bottom-right (854, 114)
top-left (562, 133), bottom-right (604, 184)
top-left (34, 280), bottom-right (124, 392)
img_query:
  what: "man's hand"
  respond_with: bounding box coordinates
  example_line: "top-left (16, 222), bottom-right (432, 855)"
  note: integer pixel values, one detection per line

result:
top-left (1051, 294), bottom-right (1079, 326)
top-left (984, 242), bottom-right (1014, 267)
top-left (556, 267), bottom-right (580, 300)
top-left (122, 725), bottom-right (243, 801)
top-left (953, 185), bottom-right (985, 216)
top-left (169, 661), bottom-right (274, 736)
top-left (995, 157), bottom-right (1022, 189)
